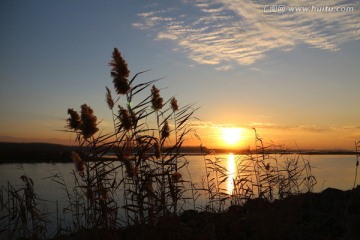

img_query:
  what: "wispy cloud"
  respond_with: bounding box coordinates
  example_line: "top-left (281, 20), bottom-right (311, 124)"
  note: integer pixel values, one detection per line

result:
top-left (215, 65), bottom-right (233, 71)
top-left (157, 32), bottom-right (178, 40)
top-left (133, 0), bottom-right (359, 67)
top-left (190, 120), bottom-right (360, 134)
top-left (249, 121), bottom-right (329, 132)
top-left (249, 122), bottom-right (360, 133)
top-left (190, 120), bottom-right (231, 129)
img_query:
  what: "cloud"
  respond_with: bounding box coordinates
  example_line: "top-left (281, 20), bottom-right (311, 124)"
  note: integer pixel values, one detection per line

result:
top-left (190, 120), bottom-right (226, 129)
top-left (157, 32), bottom-right (178, 40)
top-left (249, 122), bottom-right (280, 129)
top-left (133, 0), bottom-right (360, 67)
top-left (215, 65), bottom-right (233, 71)
top-left (249, 67), bottom-right (265, 73)
top-left (190, 120), bottom-right (245, 129)
top-left (249, 122), bottom-right (360, 133)
top-left (190, 120), bottom-right (360, 135)
top-left (249, 121), bottom-right (328, 132)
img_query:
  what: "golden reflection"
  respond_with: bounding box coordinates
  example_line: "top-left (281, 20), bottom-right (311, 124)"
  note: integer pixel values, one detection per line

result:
top-left (227, 153), bottom-right (236, 195)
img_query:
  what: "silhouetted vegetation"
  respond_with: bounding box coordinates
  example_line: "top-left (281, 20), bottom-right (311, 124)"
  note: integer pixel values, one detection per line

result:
top-left (1, 49), bottom-right (359, 240)
top-left (0, 175), bottom-right (47, 239)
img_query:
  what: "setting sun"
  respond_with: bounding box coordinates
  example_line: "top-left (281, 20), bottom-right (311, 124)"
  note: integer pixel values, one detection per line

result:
top-left (222, 127), bottom-right (243, 146)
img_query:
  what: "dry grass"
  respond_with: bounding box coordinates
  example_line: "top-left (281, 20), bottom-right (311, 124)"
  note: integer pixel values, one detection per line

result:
top-left (198, 128), bottom-right (317, 212)
top-left (0, 172), bottom-right (47, 239)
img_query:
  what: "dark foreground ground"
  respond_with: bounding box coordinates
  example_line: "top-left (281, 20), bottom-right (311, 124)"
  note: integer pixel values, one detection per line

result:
top-left (57, 186), bottom-right (360, 240)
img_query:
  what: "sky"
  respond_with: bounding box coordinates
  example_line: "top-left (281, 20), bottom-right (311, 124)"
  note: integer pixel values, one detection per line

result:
top-left (0, 0), bottom-right (359, 150)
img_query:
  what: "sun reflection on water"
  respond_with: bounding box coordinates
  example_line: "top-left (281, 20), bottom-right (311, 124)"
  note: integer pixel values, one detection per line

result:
top-left (227, 153), bottom-right (237, 195)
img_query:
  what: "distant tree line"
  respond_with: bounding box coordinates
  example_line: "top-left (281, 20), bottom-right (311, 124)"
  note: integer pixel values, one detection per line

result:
top-left (0, 142), bottom-right (76, 163)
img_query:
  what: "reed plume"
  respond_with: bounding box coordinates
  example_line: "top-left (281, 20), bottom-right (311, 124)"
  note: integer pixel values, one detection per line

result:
top-left (80, 104), bottom-right (98, 139)
top-left (105, 86), bottom-right (115, 110)
top-left (151, 85), bottom-right (163, 111)
top-left (67, 108), bottom-right (81, 130)
top-left (161, 121), bottom-right (170, 139)
top-left (118, 106), bottom-right (132, 131)
top-left (70, 151), bottom-right (85, 174)
top-left (170, 97), bottom-right (179, 111)
top-left (123, 157), bottom-right (137, 177)
top-left (109, 48), bottom-right (130, 95)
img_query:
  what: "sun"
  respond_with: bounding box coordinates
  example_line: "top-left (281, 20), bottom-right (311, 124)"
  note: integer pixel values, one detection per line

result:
top-left (222, 127), bottom-right (243, 145)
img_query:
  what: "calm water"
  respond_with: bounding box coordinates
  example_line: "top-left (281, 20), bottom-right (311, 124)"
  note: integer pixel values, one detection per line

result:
top-left (0, 154), bottom-right (358, 236)
top-left (0, 154), bottom-right (358, 202)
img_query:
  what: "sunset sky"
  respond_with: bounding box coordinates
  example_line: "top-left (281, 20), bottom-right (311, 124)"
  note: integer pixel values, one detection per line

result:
top-left (1, 0), bottom-right (359, 150)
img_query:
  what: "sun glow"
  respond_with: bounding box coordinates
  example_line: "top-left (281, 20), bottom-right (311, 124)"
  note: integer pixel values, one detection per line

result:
top-left (222, 127), bottom-right (243, 146)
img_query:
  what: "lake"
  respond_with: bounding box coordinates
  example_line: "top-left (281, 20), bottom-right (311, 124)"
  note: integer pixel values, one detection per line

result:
top-left (0, 154), bottom-right (358, 237)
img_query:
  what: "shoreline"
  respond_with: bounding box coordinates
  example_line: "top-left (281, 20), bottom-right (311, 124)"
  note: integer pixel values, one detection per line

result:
top-left (1, 142), bottom-right (358, 164)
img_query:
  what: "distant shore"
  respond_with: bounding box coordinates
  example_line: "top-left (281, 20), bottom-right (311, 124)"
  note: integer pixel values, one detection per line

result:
top-left (0, 142), bottom-right (75, 163)
top-left (0, 142), bottom-right (358, 164)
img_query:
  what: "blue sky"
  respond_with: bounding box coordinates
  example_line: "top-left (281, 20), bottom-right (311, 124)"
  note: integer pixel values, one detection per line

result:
top-left (0, 0), bottom-right (359, 149)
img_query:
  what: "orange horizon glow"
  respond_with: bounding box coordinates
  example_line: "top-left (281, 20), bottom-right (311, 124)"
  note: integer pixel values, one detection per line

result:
top-left (190, 124), bottom-right (358, 151)
top-left (1, 122), bottom-right (358, 151)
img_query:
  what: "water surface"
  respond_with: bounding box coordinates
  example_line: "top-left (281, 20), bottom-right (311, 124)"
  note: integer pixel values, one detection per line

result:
top-left (0, 154), bottom-right (358, 236)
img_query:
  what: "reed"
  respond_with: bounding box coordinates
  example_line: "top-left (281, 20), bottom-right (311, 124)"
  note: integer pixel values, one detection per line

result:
top-left (0, 173), bottom-right (47, 239)
top-left (199, 149), bottom-right (229, 212)
top-left (56, 48), bottom-right (198, 237)
top-left (199, 128), bottom-right (317, 210)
